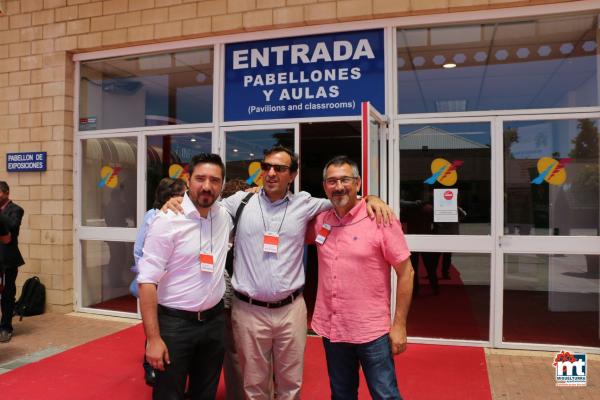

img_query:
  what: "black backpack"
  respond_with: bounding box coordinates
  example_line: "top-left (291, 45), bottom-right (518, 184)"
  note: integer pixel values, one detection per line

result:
top-left (14, 276), bottom-right (45, 320)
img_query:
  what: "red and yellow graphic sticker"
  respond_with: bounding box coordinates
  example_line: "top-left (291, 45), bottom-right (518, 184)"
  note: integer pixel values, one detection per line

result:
top-left (424, 158), bottom-right (464, 187)
top-left (98, 166), bottom-right (121, 189)
top-left (246, 161), bottom-right (263, 186)
top-left (169, 164), bottom-right (189, 182)
top-left (531, 157), bottom-right (571, 186)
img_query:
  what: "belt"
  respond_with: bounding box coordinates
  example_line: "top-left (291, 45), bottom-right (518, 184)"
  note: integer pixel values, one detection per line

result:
top-left (157, 300), bottom-right (224, 322)
top-left (234, 288), bottom-right (303, 309)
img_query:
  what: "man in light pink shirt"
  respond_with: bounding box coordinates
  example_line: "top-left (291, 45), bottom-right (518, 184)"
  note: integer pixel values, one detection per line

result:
top-left (307, 156), bottom-right (414, 400)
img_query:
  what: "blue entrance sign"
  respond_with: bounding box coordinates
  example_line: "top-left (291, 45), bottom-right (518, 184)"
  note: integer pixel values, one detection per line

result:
top-left (6, 152), bottom-right (47, 172)
top-left (224, 29), bottom-right (385, 121)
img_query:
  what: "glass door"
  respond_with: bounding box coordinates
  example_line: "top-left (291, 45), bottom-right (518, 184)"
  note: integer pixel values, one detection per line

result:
top-left (361, 102), bottom-right (388, 199)
top-left (496, 114), bottom-right (600, 351)
top-left (396, 118), bottom-right (494, 344)
top-left (220, 124), bottom-right (299, 192)
top-left (76, 133), bottom-right (140, 317)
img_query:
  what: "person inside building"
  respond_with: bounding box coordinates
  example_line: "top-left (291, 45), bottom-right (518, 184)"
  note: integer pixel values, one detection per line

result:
top-left (138, 154), bottom-right (231, 400)
top-left (307, 156), bottom-right (413, 400)
top-left (130, 177), bottom-right (187, 386)
top-left (164, 146), bottom-right (393, 400)
top-left (0, 181), bottom-right (25, 344)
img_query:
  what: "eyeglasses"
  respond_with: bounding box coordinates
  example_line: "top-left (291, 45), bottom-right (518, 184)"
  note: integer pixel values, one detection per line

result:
top-left (324, 176), bottom-right (358, 186)
top-left (260, 162), bottom-right (291, 173)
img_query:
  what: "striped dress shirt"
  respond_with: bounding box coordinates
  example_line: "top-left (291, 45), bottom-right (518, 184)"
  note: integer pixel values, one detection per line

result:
top-left (221, 189), bottom-right (330, 302)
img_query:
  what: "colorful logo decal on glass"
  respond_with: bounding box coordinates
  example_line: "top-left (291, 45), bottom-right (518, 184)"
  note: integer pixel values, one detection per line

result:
top-left (98, 166), bottom-right (121, 189)
top-left (247, 161), bottom-right (264, 186)
top-left (424, 158), bottom-right (463, 186)
top-left (531, 157), bottom-right (571, 186)
top-left (169, 164), bottom-right (189, 182)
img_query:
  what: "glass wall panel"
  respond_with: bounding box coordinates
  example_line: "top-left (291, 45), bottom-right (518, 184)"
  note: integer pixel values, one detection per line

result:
top-left (225, 129), bottom-right (295, 186)
top-left (146, 133), bottom-right (211, 210)
top-left (369, 117), bottom-right (381, 196)
top-left (399, 123), bottom-right (491, 235)
top-left (79, 47), bottom-right (213, 130)
top-left (408, 252), bottom-right (490, 341)
top-left (504, 119), bottom-right (599, 236)
top-left (504, 254), bottom-right (599, 347)
top-left (81, 240), bottom-right (137, 313)
top-left (82, 137), bottom-right (137, 227)
top-left (397, 14), bottom-right (599, 113)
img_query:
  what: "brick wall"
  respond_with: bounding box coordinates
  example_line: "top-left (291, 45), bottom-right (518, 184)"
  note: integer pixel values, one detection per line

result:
top-left (0, 0), bottom-right (582, 313)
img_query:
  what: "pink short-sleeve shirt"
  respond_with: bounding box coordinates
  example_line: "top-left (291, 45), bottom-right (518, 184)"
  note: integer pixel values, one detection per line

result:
top-left (307, 199), bottom-right (410, 344)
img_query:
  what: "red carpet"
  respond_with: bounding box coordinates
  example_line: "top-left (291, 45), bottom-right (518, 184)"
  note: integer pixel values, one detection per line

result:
top-left (408, 264), bottom-right (489, 341)
top-left (89, 294), bottom-right (138, 313)
top-left (0, 324), bottom-right (492, 400)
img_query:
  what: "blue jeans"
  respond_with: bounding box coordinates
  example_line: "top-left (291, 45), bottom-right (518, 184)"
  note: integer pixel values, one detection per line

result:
top-left (323, 334), bottom-right (402, 400)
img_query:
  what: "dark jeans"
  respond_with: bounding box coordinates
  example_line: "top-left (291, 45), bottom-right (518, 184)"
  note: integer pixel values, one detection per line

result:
top-left (154, 310), bottom-right (225, 400)
top-left (0, 267), bottom-right (18, 332)
top-left (323, 334), bottom-right (402, 400)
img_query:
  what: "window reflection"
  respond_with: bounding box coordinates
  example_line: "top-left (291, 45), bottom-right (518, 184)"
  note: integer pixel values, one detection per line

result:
top-left (82, 240), bottom-right (136, 313)
top-left (504, 254), bottom-right (599, 347)
top-left (146, 133), bottom-right (211, 211)
top-left (80, 48), bottom-right (213, 130)
top-left (225, 129), bottom-right (295, 186)
top-left (397, 14), bottom-right (599, 113)
top-left (399, 123), bottom-right (491, 235)
top-left (369, 118), bottom-right (381, 196)
top-left (407, 252), bottom-right (490, 341)
top-left (82, 137), bottom-right (137, 227)
top-left (504, 119), bottom-right (599, 236)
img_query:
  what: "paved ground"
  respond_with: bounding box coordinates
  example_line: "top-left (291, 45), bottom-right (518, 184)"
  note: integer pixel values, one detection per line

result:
top-left (0, 313), bottom-right (598, 398)
top-left (0, 312), bottom-right (136, 373)
top-left (486, 349), bottom-right (599, 399)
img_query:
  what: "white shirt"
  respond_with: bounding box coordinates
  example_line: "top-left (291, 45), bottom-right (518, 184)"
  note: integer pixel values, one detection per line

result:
top-left (221, 189), bottom-right (330, 302)
top-left (137, 193), bottom-right (233, 312)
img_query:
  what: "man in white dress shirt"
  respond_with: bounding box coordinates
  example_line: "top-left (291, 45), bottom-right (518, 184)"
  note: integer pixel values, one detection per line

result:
top-left (138, 153), bottom-right (232, 400)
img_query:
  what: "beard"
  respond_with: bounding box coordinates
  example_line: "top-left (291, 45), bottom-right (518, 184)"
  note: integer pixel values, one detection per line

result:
top-left (193, 190), bottom-right (217, 208)
top-left (330, 190), bottom-right (350, 208)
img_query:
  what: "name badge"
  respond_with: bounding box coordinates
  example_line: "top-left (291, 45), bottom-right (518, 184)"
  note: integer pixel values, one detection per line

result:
top-left (199, 253), bottom-right (214, 272)
top-left (263, 232), bottom-right (279, 253)
top-left (315, 223), bottom-right (332, 245)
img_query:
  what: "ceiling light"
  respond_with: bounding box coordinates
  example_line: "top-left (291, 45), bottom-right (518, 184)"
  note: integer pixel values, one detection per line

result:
top-left (453, 53), bottom-right (466, 64)
top-left (190, 138), bottom-right (197, 142)
top-left (249, 153), bottom-right (255, 157)
top-left (233, 149), bottom-right (238, 153)
top-left (443, 63), bottom-right (456, 69)
top-left (195, 72), bottom-right (207, 83)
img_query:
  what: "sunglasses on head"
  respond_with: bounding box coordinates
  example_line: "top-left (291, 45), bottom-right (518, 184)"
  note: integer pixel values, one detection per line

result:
top-left (260, 162), bottom-right (291, 173)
